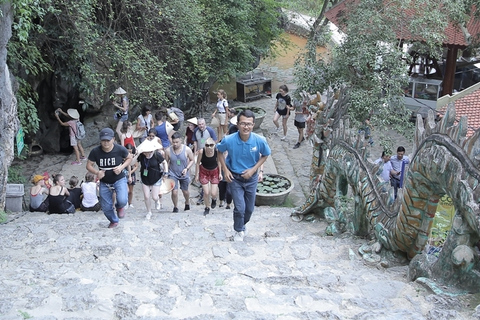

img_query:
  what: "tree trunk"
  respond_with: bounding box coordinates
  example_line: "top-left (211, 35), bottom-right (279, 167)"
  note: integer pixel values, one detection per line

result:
top-left (0, 1), bottom-right (19, 211)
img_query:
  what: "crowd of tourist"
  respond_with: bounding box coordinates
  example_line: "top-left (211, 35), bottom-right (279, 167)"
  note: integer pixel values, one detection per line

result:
top-left (31, 84), bottom-right (411, 241)
top-left (30, 87), bottom-right (272, 241)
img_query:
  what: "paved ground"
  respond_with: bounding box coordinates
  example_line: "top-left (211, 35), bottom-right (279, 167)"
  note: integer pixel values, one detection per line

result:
top-left (1, 67), bottom-right (475, 318)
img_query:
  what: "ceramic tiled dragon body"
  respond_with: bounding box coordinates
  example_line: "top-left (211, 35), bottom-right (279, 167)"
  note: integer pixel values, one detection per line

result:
top-left (293, 89), bottom-right (480, 292)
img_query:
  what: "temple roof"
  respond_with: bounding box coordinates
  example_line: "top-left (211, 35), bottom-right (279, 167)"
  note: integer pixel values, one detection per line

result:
top-left (438, 82), bottom-right (480, 136)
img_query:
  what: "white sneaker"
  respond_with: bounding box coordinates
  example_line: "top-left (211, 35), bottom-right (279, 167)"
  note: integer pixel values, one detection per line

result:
top-left (155, 200), bottom-right (161, 210)
top-left (129, 204), bottom-right (134, 208)
top-left (234, 231), bottom-right (245, 242)
top-left (146, 212), bottom-right (152, 220)
top-left (280, 136), bottom-right (287, 141)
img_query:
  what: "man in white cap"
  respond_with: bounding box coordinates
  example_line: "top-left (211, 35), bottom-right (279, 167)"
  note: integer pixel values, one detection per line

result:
top-left (55, 107), bottom-right (86, 165)
top-left (86, 128), bottom-right (133, 228)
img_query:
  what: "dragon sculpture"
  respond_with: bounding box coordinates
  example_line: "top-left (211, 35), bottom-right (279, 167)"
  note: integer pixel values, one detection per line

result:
top-left (293, 88), bottom-right (480, 293)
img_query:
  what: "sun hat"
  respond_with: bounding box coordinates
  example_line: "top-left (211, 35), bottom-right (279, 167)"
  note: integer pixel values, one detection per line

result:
top-left (186, 117), bottom-right (198, 125)
top-left (159, 178), bottom-right (175, 195)
top-left (67, 109), bottom-right (80, 119)
top-left (114, 87), bottom-right (127, 95)
top-left (136, 138), bottom-right (163, 154)
top-left (32, 175), bottom-right (45, 184)
top-left (99, 128), bottom-right (115, 141)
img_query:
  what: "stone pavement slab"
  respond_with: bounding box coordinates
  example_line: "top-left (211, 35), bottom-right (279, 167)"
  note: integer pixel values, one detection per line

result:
top-left (1, 204), bottom-right (462, 319)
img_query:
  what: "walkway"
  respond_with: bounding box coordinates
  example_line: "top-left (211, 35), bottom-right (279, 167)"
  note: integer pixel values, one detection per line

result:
top-left (0, 77), bottom-right (467, 319)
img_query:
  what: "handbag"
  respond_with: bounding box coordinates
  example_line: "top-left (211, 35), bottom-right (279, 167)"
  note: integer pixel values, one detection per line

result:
top-left (132, 128), bottom-right (145, 138)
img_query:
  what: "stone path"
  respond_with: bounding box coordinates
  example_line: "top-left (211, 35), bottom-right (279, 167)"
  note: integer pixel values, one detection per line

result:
top-left (0, 72), bottom-right (474, 319)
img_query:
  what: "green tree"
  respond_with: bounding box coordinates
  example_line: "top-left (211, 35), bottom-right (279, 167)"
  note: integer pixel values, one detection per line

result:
top-left (294, 0), bottom-right (479, 135)
top-left (6, 0), bottom-right (283, 135)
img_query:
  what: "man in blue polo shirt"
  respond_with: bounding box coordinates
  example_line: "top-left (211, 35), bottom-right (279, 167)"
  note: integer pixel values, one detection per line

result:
top-left (217, 109), bottom-right (271, 242)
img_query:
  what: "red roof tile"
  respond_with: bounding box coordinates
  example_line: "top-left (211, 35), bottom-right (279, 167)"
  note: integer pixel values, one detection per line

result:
top-left (438, 83), bottom-right (480, 136)
top-left (325, 1), bottom-right (480, 48)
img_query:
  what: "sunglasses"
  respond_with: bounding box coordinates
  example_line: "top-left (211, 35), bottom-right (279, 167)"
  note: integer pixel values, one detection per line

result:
top-left (205, 144), bottom-right (215, 148)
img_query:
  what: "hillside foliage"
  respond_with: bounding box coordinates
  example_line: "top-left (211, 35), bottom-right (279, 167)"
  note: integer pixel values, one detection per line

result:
top-left (6, 0), bottom-right (283, 134)
top-left (293, 0), bottom-right (480, 144)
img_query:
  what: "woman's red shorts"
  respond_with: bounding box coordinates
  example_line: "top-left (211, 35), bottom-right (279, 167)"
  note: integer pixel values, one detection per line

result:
top-left (199, 166), bottom-right (220, 185)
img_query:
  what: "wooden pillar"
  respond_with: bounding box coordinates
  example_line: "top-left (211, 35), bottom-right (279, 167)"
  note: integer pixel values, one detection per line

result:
top-left (442, 46), bottom-right (458, 96)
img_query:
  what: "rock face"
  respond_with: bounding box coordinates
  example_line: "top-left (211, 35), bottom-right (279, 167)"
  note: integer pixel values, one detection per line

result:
top-left (0, 1), bottom-right (19, 210)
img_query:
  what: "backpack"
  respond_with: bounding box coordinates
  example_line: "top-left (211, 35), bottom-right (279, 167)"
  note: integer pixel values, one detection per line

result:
top-left (75, 120), bottom-right (86, 140)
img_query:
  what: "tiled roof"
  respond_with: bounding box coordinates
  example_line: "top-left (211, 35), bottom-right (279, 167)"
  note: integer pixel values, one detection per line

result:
top-left (438, 82), bottom-right (480, 136)
top-left (325, 1), bottom-right (480, 48)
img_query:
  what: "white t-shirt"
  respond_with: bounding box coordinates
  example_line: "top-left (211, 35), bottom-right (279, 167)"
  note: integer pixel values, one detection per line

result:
top-left (216, 99), bottom-right (228, 113)
top-left (81, 182), bottom-right (98, 207)
top-left (138, 114), bottom-right (153, 138)
top-left (375, 158), bottom-right (392, 182)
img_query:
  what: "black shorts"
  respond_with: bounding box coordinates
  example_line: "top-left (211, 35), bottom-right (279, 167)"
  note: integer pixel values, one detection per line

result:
top-left (294, 120), bottom-right (306, 129)
top-left (276, 107), bottom-right (288, 116)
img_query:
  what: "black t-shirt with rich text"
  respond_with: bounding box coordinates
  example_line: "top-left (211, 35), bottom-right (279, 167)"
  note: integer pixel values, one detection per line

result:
top-left (88, 144), bottom-right (129, 184)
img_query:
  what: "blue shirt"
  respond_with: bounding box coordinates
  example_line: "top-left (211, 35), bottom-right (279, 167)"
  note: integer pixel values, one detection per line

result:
top-left (390, 155), bottom-right (409, 172)
top-left (155, 122), bottom-right (170, 148)
top-left (216, 132), bottom-right (271, 174)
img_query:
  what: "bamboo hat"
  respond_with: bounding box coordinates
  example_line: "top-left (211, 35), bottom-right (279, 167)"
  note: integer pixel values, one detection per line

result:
top-left (186, 117), bottom-right (198, 125)
top-left (67, 108), bottom-right (80, 119)
top-left (159, 178), bottom-right (175, 195)
top-left (114, 87), bottom-right (127, 95)
top-left (136, 138), bottom-right (163, 154)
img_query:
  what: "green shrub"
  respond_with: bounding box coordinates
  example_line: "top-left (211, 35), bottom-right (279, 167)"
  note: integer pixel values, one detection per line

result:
top-left (8, 165), bottom-right (27, 184)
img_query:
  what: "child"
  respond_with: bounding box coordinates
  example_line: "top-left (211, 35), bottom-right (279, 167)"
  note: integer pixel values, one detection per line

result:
top-left (120, 121), bottom-right (136, 147)
top-left (293, 99), bottom-right (308, 149)
top-left (67, 176), bottom-right (82, 209)
top-left (48, 174), bottom-right (75, 214)
top-left (125, 144), bottom-right (138, 209)
top-left (81, 172), bottom-right (101, 211)
top-left (218, 179), bottom-right (232, 209)
top-left (29, 175), bottom-right (49, 212)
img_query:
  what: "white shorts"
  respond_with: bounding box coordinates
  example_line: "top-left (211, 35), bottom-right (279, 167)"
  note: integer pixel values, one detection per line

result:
top-left (218, 113), bottom-right (227, 125)
top-left (70, 136), bottom-right (78, 146)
